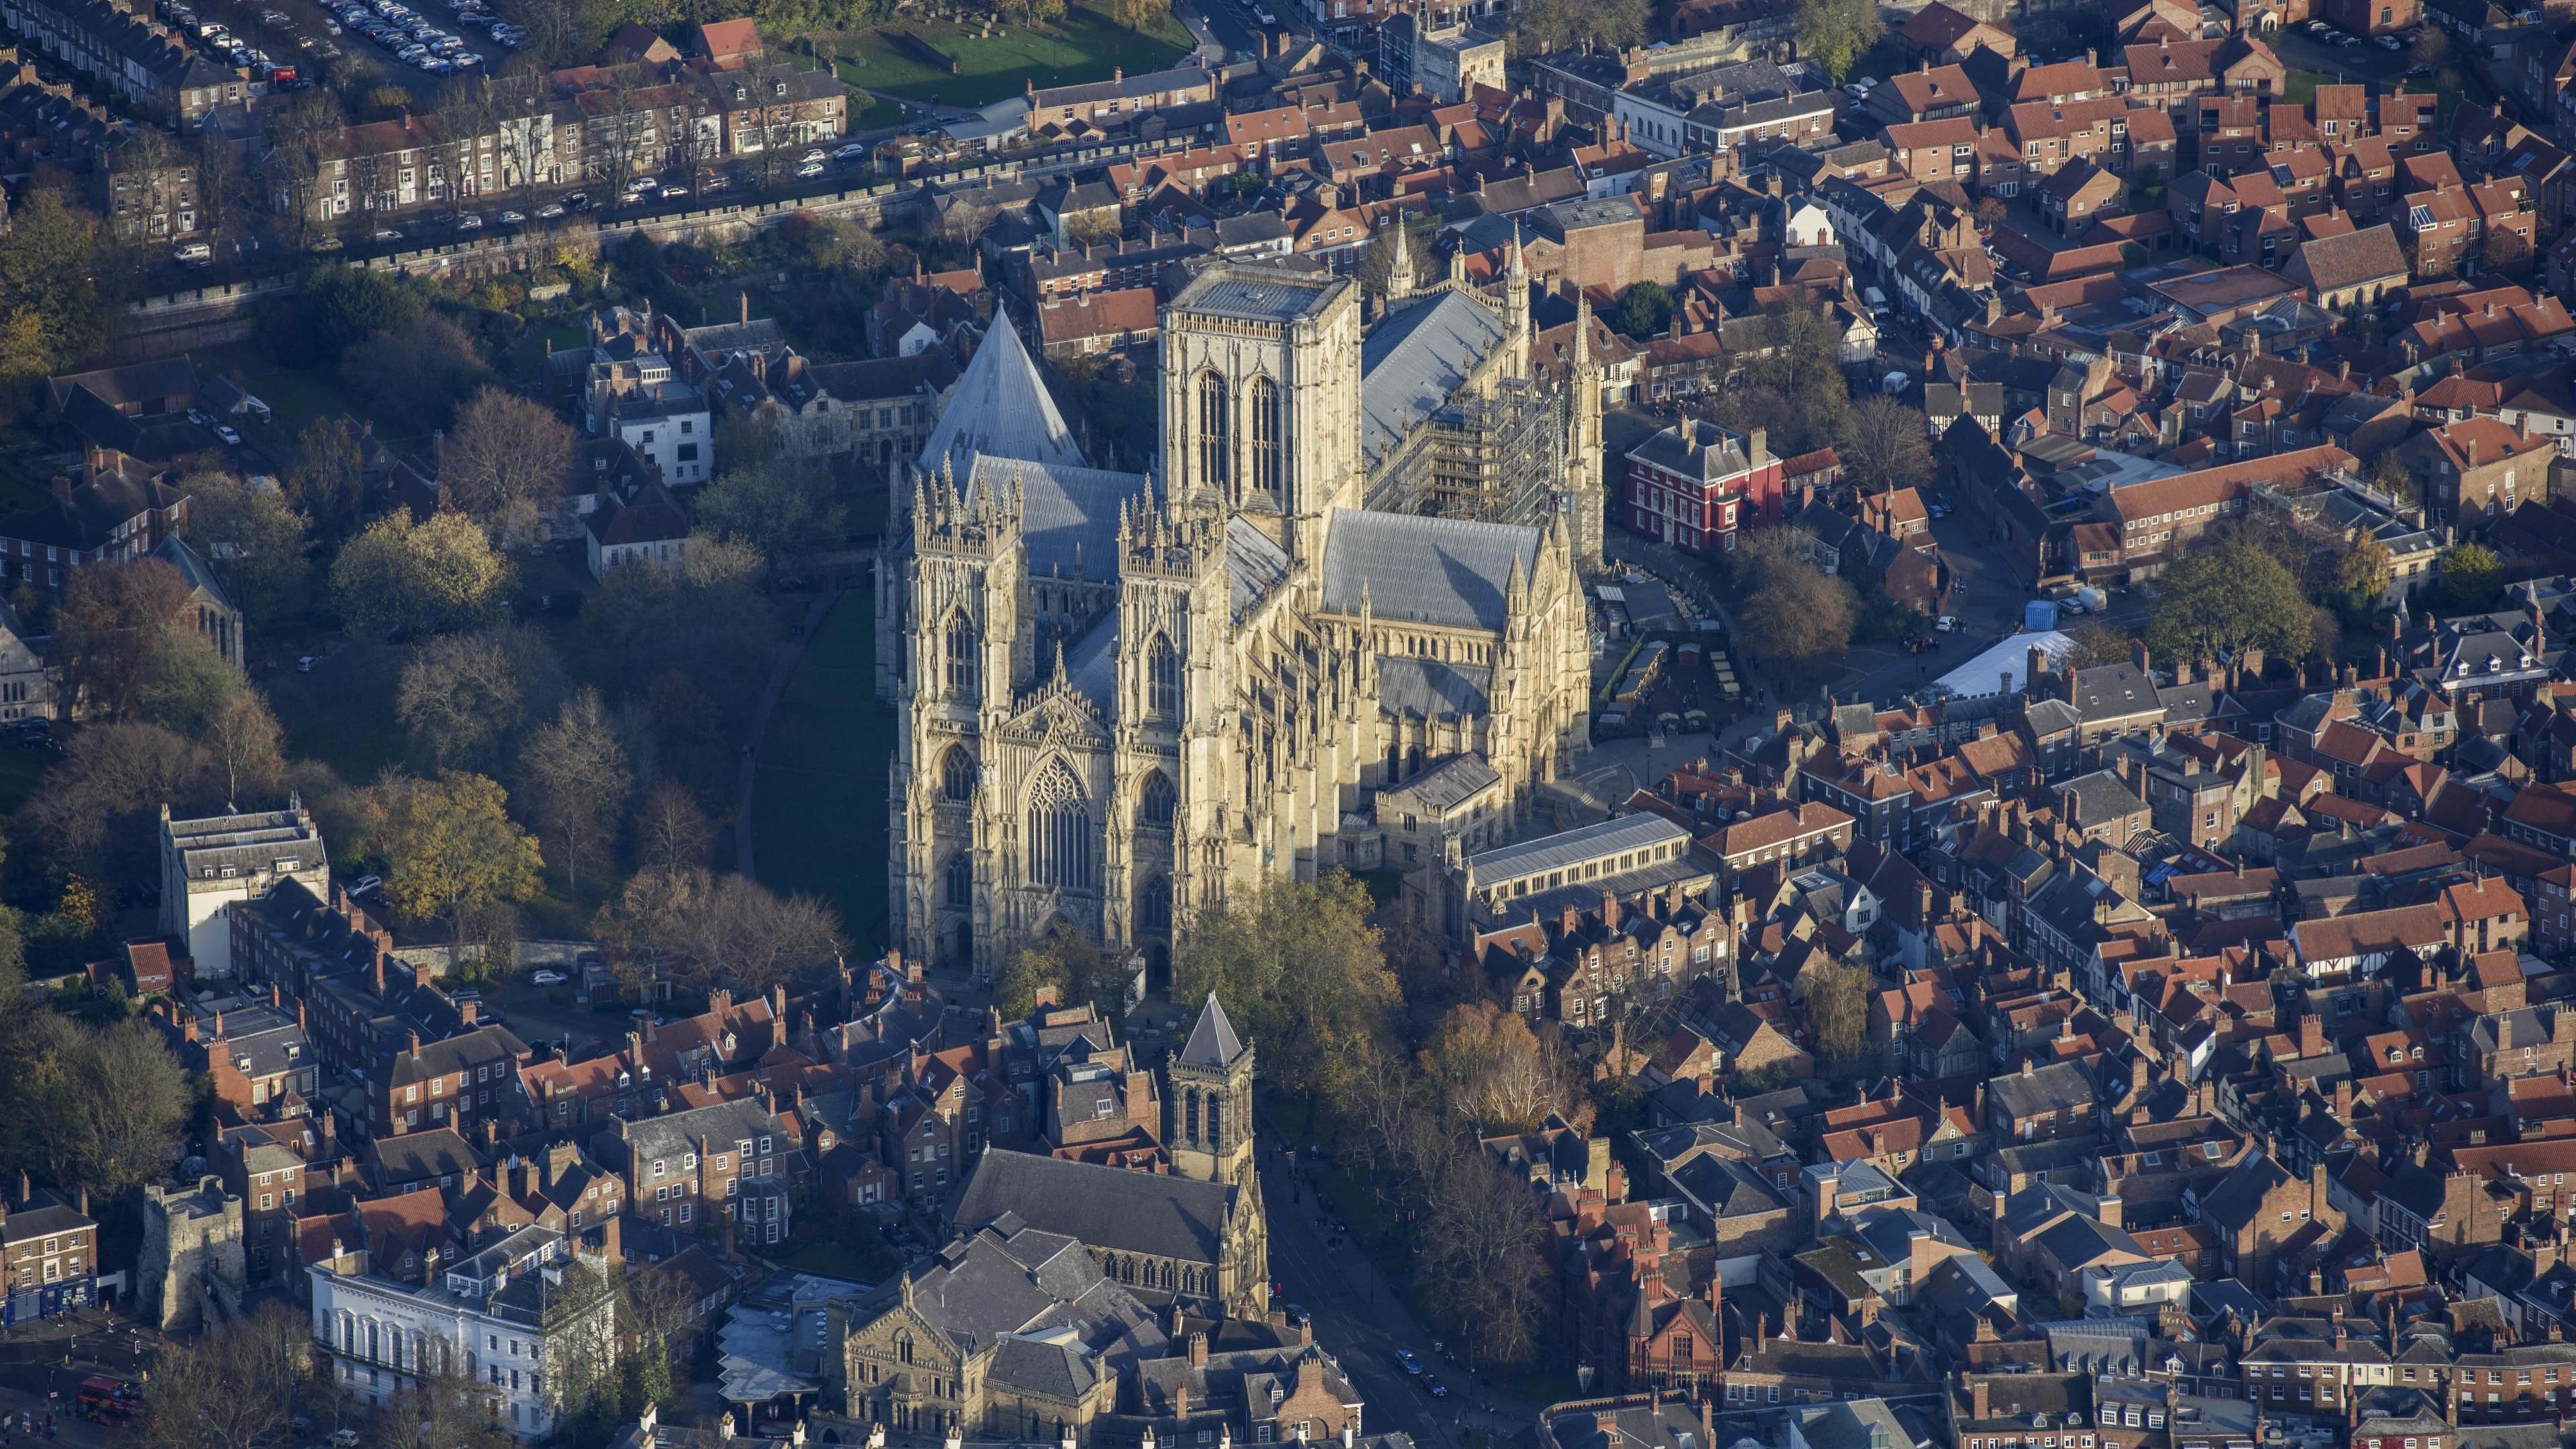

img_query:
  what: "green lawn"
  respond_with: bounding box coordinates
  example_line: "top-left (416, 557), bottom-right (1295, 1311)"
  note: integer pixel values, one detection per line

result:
top-left (0, 749), bottom-right (54, 815)
top-left (751, 588), bottom-right (895, 953)
top-left (826, 2), bottom-right (1193, 109)
top-left (2284, 68), bottom-right (2334, 105)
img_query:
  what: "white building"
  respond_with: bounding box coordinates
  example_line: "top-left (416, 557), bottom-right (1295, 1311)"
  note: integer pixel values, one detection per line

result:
top-left (157, 802), bottom-right (330, 977)
top-left (610, 385), bottom-right (712, 487)
top-left (309, 1225), bottom-right (612, 1440)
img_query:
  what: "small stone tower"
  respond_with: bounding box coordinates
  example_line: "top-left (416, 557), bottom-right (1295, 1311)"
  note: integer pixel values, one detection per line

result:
top-left (1166, 995), bottom-right (1256, 1186)
top-left (139, 1175), bottom-right (245, 1332)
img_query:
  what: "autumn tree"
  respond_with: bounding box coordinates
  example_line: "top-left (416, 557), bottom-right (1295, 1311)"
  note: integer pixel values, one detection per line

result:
top-left (694, 456), bottom-right (846, 582)
top-left (2144, 534), bottom-right (2321, 667)
top-left (517, 686), bottom-right (631, 894)
top-left (347, 313), bottom-right (492, 434)
top-left (1735, 530), bottom-right (1859, 661)
top-left (440, 386), bottom-right (576, 541)
top-left (1513, 0), bottom-right (1646, 54)
top-left (594, 867), bottom-right (844, 997)
top-left (1837, 394), bottom-right (1934, 495)
top-left (29, 1016), bottom-right (193, 1200)
top-left (387, 1368), bottom-right (520, 1449)
top-left (1417, 1002), bottom-right (1587, 1134)
top-left (178, 470), bottom-right (312, 625)
top-left (2332, 539), bottom-right (2395, 608)
top-left (2436, 541), bottom-right (2503, 613)
top-left (288, 415), bottom-right (372, 540)
top-left (13, 722), bottom-right (195, 881)
top-left (396, 627), bottom-right (566, 773)
top-left (330, 510), bottom-right (515, 637)
top-left (364, 770), bottom-right (546, 960)
top-left (1173, 871), bottom-right (1399, 1104)
top-left (997, 926), bottom-right (1131, 1017)
top-left (0, 188), bottom-right (115, 388)
top-left (1794, 0), bottom-right (1883, 79)
top-left (1799, 952), bottom-right (1876, 1079)
top-left (54, 559), bottom-right (193, 720)
top-left (1727, 297), bottom-right (1852, 449)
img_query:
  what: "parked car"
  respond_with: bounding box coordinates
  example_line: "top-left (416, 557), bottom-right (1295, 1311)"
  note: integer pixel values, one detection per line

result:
top-left (834, 142), bottom-right (869, 162)
top-left (1935, 615), bottom-right (1958, 632)
top-left (796, 160), bottom-right (824, 178)
top-left (455, 212), bottom-right (483, 229)
top-left (350, 875), bottom-right (383, 895)
top-left (537, 201), bottom-right (565, 218)
top-left (531, 969), bottom-right (568, 986)
top-left (1397, 1350), bottom-right (1422, 1375)
top-left (498, 209), bottom-right (526, 223)
top-left (564, 191), bottom-right (591, 211)
top-left (371, 227), bottom-right (403, 242)
top-left (296, 655), bottom-right (319, 672)
top-left (213, 424), bottom-right (243, 445)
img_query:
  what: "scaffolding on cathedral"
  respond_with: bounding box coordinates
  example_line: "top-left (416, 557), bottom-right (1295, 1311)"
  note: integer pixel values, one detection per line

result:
top-left (1364, 375), bottom-right (1570, 529)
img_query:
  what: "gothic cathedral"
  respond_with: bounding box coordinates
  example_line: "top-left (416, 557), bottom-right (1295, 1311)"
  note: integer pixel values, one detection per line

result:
top-left (883, 253), bottom-right (1603, 977)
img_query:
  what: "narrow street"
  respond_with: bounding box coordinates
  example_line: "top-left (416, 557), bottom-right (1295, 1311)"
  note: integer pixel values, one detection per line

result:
top-left (1258, 1140), bottom-right (1539, 1449)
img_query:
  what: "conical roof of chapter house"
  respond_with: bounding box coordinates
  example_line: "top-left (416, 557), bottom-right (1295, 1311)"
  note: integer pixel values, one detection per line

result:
top-left (1179, 994), bottom-right (1245, 1068)
top-left (914, 304), bottom-right (1086, 477)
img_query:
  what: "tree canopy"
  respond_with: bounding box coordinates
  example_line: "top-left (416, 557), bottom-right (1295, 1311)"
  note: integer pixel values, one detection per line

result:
top-left (1173, 872), bottom-right (1398, 1103)
top-left (330, 511), bottom-right (515, 637)
top-left (2143, 535), bottom-right (2321, 669)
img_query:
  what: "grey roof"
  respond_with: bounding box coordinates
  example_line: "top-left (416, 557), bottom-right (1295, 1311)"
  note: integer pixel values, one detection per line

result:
top-left (916, 311), bottom-right (1085, 476)
top-left (606, 1095), bottom-right (779, 1167)
top-left (965, 455), bottom-right (1148, 584)
top-left (1389, 753), bottom-right (1501, 810)
top-left (1227, 515), bottom-right (1290, 623)
top-left (2033, 1213), bottom-right (2145, 1271)
top-left (952, 1148), bottom-right (1236, 1265)
top-left (1358, 290), bottom-right (1508, 464)
top-left (2070, 662), bottom-right (2165, 723)
top-left (153, 533), bottom-right (235, 613)
top-left (1320, 508), bottom-right (1542, 631)
top-left (1987, 1060), bottom-right (2097, 1120)
top-left (2062, 769), bottom-right (2149, 827)
top-left (1064, 612), bottom-right (1118, 710)
top-left (1468, 812), bottom-right (1690, 882)
top-left (1171, 263), bottom-right (1348, 324)
top-left (1179, 996), bottom-right (1245, 1068)
top-left (1377, 655), bottom-right (1492, 718)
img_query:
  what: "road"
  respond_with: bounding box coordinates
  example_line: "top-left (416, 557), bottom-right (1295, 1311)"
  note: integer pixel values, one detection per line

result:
top-left (1260, 1141), bottom-right (1538, 1449)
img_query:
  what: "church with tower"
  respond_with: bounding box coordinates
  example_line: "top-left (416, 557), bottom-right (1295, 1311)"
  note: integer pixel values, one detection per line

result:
top-left (881, 250), bottom-right (1605, 981)
top-left (947, 995), bottom-right (1271, 1313)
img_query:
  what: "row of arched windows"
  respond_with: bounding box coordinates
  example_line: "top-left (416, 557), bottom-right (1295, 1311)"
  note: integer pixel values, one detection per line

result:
top-left (1191, 371), bottom-right (1284, 502)
top-left (1102, 1253), bottom-right (1210, 1296)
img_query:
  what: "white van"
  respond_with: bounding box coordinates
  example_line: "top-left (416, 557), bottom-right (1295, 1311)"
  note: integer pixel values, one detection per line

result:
top-left (172, 241), bottom-right (212, 264)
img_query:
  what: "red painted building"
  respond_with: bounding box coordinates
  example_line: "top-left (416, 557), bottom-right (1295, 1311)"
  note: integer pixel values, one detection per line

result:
top-left (1623, 420), bottom-right (1784, 554)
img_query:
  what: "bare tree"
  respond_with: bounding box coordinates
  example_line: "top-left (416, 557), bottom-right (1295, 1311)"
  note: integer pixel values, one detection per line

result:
top-left (632, 779), bottom-right (712, 875)
top-left (518, 686), bottom-right (632, 894)
top-left (439, 385), bottom-right (576, 540)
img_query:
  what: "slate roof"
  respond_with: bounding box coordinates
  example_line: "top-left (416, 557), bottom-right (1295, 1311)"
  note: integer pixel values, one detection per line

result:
top-left (1358, 289), bottom-right (1509, 464)
top-left (1173, 263), bottom-right (1348, 323)
top-left (952, 1148), bottom-right (1237, 1264)
top-left (964, 456), bottom-right (1149, 584)
top-left (1988, 1060), bottom-right (2096, 1120)
top-left (1179, 996), bottom-right (1245, 1068)
top-left (1377, 655), bottom-right (1492, 717)
top-left (917, 311), bottom-right (1085, 476)
top-left (1320, 508), bottom-right (1542, 631)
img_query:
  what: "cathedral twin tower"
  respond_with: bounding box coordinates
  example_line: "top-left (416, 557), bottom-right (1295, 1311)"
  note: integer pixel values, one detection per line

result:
top-left (882, 256), bottom-right (1601, 979)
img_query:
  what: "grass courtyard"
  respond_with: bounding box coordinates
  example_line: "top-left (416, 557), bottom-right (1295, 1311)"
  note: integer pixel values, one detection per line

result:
top-left (751, 587), bottom-right (895, 955)
top-left (821, 1), bottom-right (1194, 111)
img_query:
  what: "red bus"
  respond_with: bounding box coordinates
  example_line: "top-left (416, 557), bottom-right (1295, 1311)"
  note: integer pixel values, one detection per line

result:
top-left (75, 1375), bottom-right (136, 1426)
